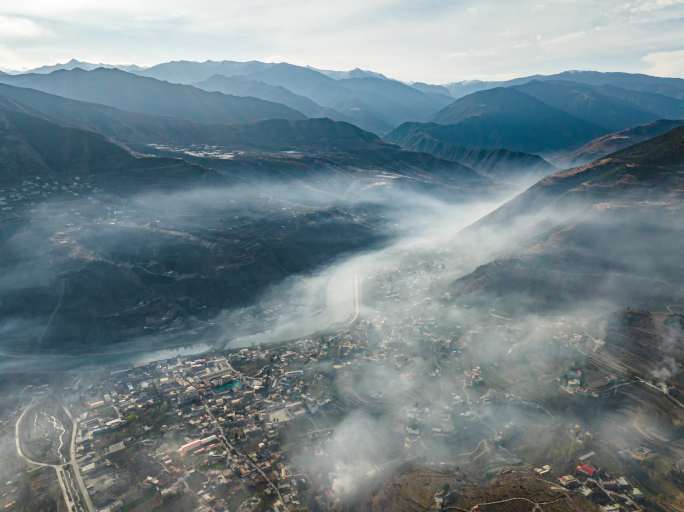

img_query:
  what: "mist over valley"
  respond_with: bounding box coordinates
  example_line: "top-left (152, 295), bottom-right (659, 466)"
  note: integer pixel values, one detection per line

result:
top-left (2, 14), bottom-right (684, 511)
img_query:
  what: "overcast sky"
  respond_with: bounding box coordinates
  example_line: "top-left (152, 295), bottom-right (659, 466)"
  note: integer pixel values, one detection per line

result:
top-left (1, 0), bottom-right (684, 83)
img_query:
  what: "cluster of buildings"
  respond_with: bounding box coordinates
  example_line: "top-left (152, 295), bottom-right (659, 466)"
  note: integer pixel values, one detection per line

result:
top-left (556, 459), bottom-right (645, 511)
top-left (63, 331), bottom-right (370, 511)
top-left (0, 175), bottom-right (98, 215)
top-left (148, 143), bottom-right (241, 160)
top-left (6, 278), bottom-right (675, 512)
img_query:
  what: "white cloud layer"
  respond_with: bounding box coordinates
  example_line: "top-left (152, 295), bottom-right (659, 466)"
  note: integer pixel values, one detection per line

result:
top-left (0, 15), bottom-right (51, 41)
top-left (1, 0), bottom-right (684, 81)
top-left (643, 49), bottom-right (684, 75)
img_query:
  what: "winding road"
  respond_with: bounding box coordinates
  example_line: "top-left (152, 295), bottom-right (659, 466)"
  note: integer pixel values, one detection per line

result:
top-left (15, 404), bottom-right (93, 512)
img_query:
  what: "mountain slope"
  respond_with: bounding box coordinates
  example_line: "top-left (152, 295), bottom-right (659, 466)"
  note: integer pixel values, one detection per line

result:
top-left (334, 76), bottom-right (452, 126)
top-left (181, 117), bottom-right (383, 151)
top-left (565, 119), bottom-right (684, 166)
top-left (514, 80), bottom-right (661, 131)
top-left (0, 82), bottom-right (214, 147)
top-left (479, 125), bottom-right (684, 226)
top-left (596, 84), bottom-right (684, 119)
top-left (0, 107), bottom-right (211, 191)
top-left (143, 121), bottom-right (490, 195)
top-left (431, 88), bottom-right (606, 152)
top-left (243, 63), bottom-right (350, 99)
top-left (1, 82), bottom-right (337, 149)
top-left (385, 122), bottom-right (554, 180)
top-left (0, 68), bottom-right (306, 125)
top-left (194, 74), bottom-right (347, 120)
top-left (451, 125), bottom-right (684, 313)
top-left (0, 107), bottom-right (131, 185)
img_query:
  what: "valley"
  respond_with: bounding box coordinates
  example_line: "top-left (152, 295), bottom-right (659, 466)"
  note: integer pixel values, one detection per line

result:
top-left (1, 44), bottom-right (684, 512)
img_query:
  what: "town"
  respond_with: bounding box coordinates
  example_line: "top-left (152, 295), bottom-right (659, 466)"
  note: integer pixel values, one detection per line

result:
top-left (4, 294), bottom-right (680, 512)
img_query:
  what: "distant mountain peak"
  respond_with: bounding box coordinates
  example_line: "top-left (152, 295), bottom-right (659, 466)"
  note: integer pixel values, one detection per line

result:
top-left (312, 66), bottom-right (388, 81)
top-left (25, 58), bottom-right (144, 75)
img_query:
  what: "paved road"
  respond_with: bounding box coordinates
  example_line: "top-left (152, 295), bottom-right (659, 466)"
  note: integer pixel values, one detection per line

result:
top-left (350, 273), bottom-right (360, 324)
top-left (203, 403), bottom-right (284, 505)
top-left (66, 408), bottom-right (95, 512)
top-left (446, 493), bottom-right (568, 511)
top-left (635, 377), bottom-right (684, 410)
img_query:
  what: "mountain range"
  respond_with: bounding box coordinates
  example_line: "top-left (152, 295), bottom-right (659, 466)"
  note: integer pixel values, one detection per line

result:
top-left (1, 59), bottom-right (679, 194)
top-left (0, 81), bottom-right (488, 192)
top-left (1, 59), bottom-right (681, 178)
top-left (0, 68), bottom-right (305, 126)
top-left (22, 60), bottom-right (684, 99)
top-left (442, 70), bottom-right (684, 100)
top-left (392, 78), bottom-right (684, 155)
top-left (5, 60), bottom-right (684, 144)
top-left (6, 61), bottom-right (453, 134)
top-left (23, 58), bottom-right (145, 75)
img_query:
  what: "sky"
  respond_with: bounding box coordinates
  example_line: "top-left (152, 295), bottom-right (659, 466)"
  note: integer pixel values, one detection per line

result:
top-left (1, 0), bottom-right (684, 83)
